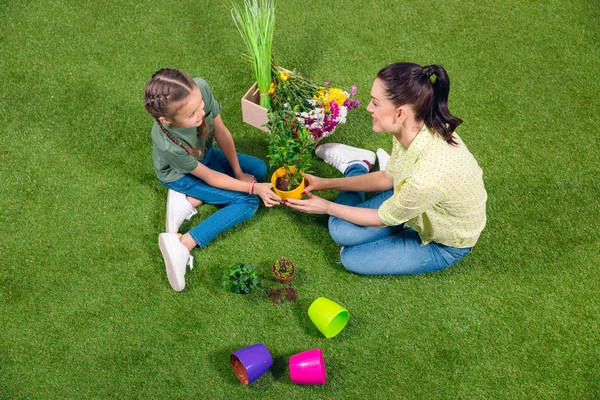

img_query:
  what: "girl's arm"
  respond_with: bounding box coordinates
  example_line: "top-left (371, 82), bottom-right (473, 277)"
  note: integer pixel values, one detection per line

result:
top-left (189, 162), bottom-right (280, 207)
top-left (189, 162), bottom-right (252, 192)
top-left (212, 115), bottom-right (254, 182)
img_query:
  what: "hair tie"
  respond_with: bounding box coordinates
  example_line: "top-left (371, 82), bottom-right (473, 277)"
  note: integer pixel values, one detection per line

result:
top-left (423, 66), bottom-right (433, 79)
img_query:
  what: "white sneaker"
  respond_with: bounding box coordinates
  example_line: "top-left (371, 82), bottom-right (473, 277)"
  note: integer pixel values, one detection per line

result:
top-left (376, 148), bottom-right (391, 171)
top-left (166, 189), bottom-right (198, 233)
top-left (315, 143), bottom-right (376, 174)
top-left (158, 233), bottom-right (193, 292)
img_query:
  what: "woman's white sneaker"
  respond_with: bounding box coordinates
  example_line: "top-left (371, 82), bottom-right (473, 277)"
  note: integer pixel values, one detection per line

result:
top-left (376, 148), bottom-right (391, 171)
top-left (158, 233), bottom-right (193, 292)
top-left (166, 189), bottom-right (198, 233)
top-left (315, 143), bottom-right (376, 174)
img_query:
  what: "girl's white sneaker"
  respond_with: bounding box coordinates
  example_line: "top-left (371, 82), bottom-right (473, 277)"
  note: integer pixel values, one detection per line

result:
top-left (166, 189), bottom-right (198, 233)
top-left (158, 233), bottom-right (193, 292)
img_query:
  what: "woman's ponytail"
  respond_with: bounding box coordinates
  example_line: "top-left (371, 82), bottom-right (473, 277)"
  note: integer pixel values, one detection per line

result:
top-left (377, 62), bottom-right (463, 145)
top-left (422, 64), bottom-right (462, 145)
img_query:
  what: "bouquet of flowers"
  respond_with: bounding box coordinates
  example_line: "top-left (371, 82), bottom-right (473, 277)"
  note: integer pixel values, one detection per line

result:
top-left (269, 67), bottom-right (360, 143)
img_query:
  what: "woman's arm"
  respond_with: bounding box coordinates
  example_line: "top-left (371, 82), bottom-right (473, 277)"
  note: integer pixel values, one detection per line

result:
top-left (305, 170), bottom-right (394, 193)
top-left (212, 115), bottom-right (254, 182)
top-left (284, 193), bottom-right (385, 227)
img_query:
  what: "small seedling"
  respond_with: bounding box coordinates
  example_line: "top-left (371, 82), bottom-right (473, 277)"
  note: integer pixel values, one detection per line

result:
top-left (222, 263), bottom-right (261, 294)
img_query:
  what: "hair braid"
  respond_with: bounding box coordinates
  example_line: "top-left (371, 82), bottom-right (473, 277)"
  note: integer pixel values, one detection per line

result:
top-left (144, 68), bottom-right (210, 155)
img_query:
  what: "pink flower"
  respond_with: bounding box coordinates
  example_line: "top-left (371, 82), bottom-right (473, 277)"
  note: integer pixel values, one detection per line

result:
top-left (329, 100), bottom-right (339, 120)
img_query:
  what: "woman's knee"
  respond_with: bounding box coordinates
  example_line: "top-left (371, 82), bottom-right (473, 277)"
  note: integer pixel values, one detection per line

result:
top-left (339, 250), bottom-right (371, 275)
top-left (328, 216), bottom-right (351, 245)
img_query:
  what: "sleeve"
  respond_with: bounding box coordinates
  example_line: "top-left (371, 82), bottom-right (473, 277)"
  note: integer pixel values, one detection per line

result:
top-left (377, 178), bottom-right (443, 226)
top-left (162, 144), bottom-right (199, 174)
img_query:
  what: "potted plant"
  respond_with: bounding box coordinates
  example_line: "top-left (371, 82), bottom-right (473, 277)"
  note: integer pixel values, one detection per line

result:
top-left (271, 257), bottom-right (296, 284)
top-left (266, 106), bottom-right (315, 199)
top-left (232, 0), bottom-right (275, 130)
top-left (222, 263), bottom-right (261, 294)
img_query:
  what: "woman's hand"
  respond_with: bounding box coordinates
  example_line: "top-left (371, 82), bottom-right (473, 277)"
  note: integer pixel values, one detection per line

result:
top-left (302, 174), bottom-right (327, 193)
top-left (253, 182), bottom-right (281, 207)
top-left (284, 192), bottom-right (331, 215)
top-left (236, 171), bottom-right (256, 183)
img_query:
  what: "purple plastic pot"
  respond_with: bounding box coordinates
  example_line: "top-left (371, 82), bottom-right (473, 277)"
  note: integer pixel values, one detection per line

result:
top-left (230, 343), bottom-right (273, 385)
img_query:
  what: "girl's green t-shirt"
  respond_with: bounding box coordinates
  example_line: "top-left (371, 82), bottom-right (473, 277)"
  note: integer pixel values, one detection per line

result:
top-left (151, 77), bottom-right (222, 183)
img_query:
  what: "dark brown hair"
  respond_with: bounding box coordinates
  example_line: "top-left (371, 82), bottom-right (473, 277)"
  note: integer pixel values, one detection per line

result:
top-left (144, 68), bottom-right (209, 156)
top-left (377, 62), bottom-right (462, 145)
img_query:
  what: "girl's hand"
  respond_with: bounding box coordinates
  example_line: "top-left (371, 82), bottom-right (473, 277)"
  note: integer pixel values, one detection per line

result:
top-left (284, 192), bottom-right (330, 214)
top-left (302, 174), bottom-right (326, 193)
top-left (236, 171), bottom-right (256, 183)
top-left (253, 182), bottom-right (281, 207)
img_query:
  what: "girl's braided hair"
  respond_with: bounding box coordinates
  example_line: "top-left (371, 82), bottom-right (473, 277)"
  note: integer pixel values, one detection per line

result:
top-left (144, 68), bottom-right (209, 157)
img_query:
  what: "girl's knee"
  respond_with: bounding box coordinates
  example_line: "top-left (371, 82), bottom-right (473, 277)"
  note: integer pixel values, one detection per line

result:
top-left (256, 161), bottom-right (268, 181)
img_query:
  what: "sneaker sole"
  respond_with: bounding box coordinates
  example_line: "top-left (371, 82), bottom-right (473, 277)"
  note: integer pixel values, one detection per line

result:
top-left (158, 235), bottom-right (185, 292)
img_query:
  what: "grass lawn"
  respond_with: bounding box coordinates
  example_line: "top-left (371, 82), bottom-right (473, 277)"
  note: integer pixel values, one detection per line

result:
top-left (1, 0), bottom-right (599, 398)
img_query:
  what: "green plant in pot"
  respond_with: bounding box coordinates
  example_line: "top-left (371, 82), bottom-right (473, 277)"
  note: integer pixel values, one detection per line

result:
top-left (271, 258), bottom-right (296, 284)
top-left (266, 106), bottom-right (315, 199)
top-left (222, 263), bottom-right (261, 294)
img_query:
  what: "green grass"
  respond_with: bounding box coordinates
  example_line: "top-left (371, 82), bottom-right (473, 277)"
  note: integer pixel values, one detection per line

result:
top-left (1, 0), bottom-right (599, 398)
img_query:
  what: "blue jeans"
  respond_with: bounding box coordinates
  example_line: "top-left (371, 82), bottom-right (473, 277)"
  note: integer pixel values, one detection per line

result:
top-left (160, 148), bottom-right (267, 248)
top-left (328, 164), bottom-right (471, 275)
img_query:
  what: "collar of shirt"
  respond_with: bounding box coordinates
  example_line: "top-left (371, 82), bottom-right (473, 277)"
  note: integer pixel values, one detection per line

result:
top-left (397, 125), bottom-right (433, 174)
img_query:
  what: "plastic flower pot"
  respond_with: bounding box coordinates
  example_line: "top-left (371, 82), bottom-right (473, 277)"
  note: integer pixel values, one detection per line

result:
top-left (307, 297), bottom-right (350, 339)
top-left (272, 258), bottom-right (296, 284)
top-left (271, 166), bottom-right (305, 200)
top-left (289, 348), bottom-right (326, 385)
top-left (230, 343), bottom-right (273, 385)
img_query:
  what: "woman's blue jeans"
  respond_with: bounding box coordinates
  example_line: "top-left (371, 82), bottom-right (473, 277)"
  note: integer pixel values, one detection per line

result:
top-left (160, 148), bottom-right (267, 248)
top-left (329, 164), bottom-right (472, 275)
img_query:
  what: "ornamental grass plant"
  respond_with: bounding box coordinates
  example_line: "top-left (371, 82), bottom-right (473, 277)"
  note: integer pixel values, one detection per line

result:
top-left (231, 0), bottom-right (275, 108)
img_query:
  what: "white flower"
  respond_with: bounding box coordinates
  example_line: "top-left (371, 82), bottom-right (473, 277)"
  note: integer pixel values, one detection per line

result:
top-left (337, 106), bottom-right (348, 124)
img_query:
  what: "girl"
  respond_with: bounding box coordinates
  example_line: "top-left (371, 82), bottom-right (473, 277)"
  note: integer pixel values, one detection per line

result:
top-left (285, 62), bottom-right (487, 275)
top-left (144, 68), bottom-right (280, 291)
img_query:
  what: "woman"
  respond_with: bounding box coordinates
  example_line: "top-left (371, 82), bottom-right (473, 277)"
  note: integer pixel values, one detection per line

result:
top-left (285, 62), bottom-right (487, 275)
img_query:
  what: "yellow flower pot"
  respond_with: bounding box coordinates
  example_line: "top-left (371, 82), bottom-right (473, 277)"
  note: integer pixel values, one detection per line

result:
top-left (271, 166), bottom-right (305, 200)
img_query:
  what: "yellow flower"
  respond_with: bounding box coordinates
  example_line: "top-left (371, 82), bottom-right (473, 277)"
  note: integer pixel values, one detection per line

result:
top-left (269, 82), bottom-right (276, 94)
top-left (279, 70), bottom-right (291, 82)
top-left (314, 87), bottom-right (347, 113)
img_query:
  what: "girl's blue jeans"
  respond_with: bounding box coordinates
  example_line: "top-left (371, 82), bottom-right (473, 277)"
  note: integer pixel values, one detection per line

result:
top-left (160, 148), bottom-right (267, 248)
top-left (329, 163), bottom-right (472, 275)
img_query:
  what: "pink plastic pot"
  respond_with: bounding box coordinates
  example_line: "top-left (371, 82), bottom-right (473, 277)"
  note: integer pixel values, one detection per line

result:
top-left (289, 348), bottom-right (326, 385)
